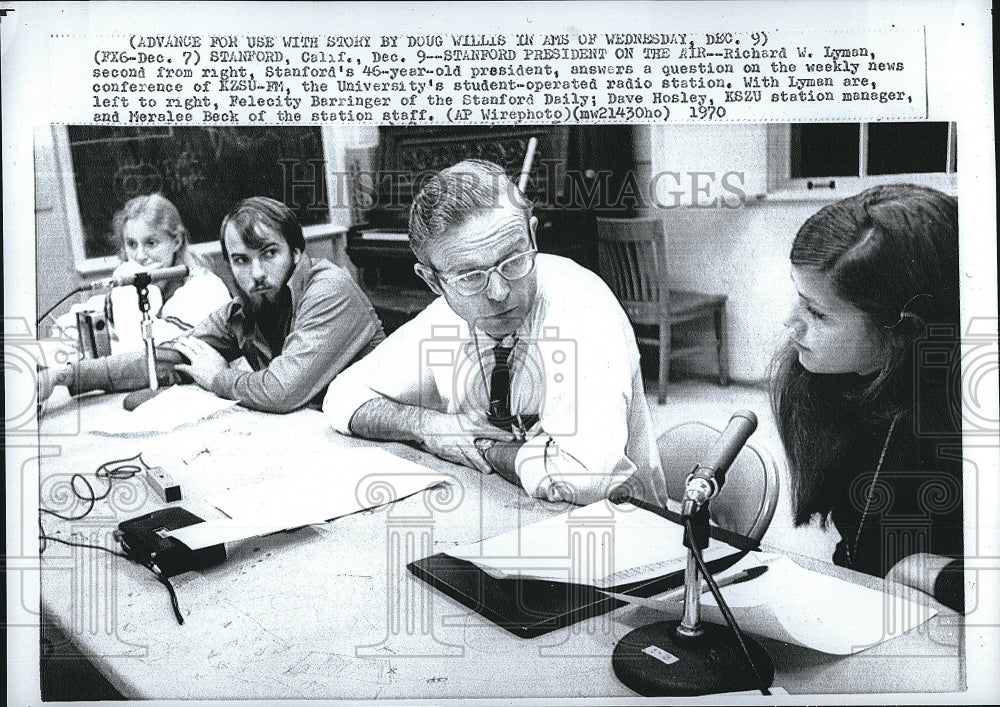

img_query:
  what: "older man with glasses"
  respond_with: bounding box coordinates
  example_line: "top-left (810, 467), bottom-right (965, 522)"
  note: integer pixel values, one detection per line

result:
top-left (324, 160), bottom-right (665, 506)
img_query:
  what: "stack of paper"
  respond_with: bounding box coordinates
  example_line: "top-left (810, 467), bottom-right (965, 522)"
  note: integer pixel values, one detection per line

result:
top-left (446, 504), bottom-right (940, 655)
top-left (168, 448), bottom-right (450, 549)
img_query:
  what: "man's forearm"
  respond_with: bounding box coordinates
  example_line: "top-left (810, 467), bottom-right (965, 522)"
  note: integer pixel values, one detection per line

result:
top-left (66, 353), bottom-right (147, 395)
top-left (348, 396), bottom-right (433, 444)
top-left (482, 441), bottom-right (524, 487)
top-left (347, 397), bottom-right (520, 477)
top-left (886, 552), bottom-right (955, 597)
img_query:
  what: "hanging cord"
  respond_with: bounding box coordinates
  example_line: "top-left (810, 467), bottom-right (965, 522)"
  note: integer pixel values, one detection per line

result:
top-left (38, 518), bottom-right (130, 559)
top-left (38, 452), bottom-right (185, 625)
top-left (685, 516), bottom-right (771, 697)
top-left (150, 566), bottom-right (185, 625)
top-left (37, 286), bottom-right (88, 327)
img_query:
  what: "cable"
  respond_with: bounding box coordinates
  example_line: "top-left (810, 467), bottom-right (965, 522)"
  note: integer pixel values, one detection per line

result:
top-left (685, 516), bottom-right (771, 697)
top-left (37, 286), bottom-right (86, 327)
top-left (39, 528), bottom-right (185, 626)
top-left (39, 533), bottom-right (129, 559)
top-left (151, 567), bottom-right (185, 625)
top-left (39, 453), bottom-right (148, 522)
top-left (38, 452), bottom-right (185, 625)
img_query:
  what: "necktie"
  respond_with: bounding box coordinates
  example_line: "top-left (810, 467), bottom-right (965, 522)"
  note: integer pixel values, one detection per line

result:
top-left (488, 342), bottom-right (515, 431)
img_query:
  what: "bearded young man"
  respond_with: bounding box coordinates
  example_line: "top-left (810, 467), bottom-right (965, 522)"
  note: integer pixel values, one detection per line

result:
top-left (39, 197), bottom-right (385, 413)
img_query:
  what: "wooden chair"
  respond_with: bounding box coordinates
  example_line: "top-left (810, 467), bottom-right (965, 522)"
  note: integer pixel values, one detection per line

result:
top-left (657, 420), bottom-right (780, 543)
top-left (596, 216), bottom-right (729, 404)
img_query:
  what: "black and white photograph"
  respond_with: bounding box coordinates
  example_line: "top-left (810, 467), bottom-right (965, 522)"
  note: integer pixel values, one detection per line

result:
top-left (4, 2), bottom-right (997, 704)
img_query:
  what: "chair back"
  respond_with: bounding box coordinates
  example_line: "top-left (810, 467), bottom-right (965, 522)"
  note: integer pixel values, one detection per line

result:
top-left (656, 420), bottom-right (779, 543)
top-left (595, 217), bottom-right (668, 309)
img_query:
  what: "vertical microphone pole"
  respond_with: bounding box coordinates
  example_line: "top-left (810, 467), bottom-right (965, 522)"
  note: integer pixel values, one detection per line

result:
top-left (677, 501), bottom-right (712, 639)
top-left (133, 272), bottom-right (159, 392)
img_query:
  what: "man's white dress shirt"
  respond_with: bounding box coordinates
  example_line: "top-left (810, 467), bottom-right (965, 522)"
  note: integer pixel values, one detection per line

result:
top-left (325, 254), bottom-right (666, 506)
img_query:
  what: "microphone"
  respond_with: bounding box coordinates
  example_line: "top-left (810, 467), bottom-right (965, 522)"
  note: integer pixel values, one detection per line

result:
top-left (85, 264), bottom-right (189, 291)
top-left (681, 410), bottom-right (758, 516)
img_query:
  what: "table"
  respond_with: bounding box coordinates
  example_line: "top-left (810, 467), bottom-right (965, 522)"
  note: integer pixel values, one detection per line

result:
top-left (36, 390), bottom-right (964, 700)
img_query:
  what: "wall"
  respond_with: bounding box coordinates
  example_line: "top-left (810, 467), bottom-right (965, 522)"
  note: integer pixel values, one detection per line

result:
top-left (634, 125), bottom-right (838, 384)
top-left (35, 126), bottom-right (81, 320)
top-left (34, 126), bottom-right (351, 322)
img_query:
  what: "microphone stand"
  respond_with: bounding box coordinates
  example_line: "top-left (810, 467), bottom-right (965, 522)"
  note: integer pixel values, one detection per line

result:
top-left (119, 272), bottom-right (172, 411)
top-left (611, 496), bottom-right (774, 696)
top-left (677, 502), bottom-right (711, 639)
top-left (133, 273), bottom-right (160, 393)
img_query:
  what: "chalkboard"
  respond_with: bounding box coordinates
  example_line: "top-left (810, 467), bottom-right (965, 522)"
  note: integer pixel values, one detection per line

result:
top-left (67, 127), bottom-right (329, 259)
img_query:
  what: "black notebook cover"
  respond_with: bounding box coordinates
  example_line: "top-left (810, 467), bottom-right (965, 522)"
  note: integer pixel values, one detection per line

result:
top-left (408, 501), bottom-right (756, 638)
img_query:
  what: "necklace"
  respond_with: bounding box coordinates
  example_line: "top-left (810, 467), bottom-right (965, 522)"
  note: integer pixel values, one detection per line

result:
top-left (847, 412), bottom-right (902, 568)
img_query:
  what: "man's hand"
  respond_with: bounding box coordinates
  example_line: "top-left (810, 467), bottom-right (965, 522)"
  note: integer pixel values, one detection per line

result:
top-left (417, 410), bottom-right (516, 474)
top-left (37, 364), bottom-right (72, 403)
top-left (171, 337), bottom-right (227, 391)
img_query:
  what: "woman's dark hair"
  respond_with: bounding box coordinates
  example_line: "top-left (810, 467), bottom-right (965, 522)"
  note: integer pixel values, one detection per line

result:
top-left (220, 196), bottom-right (305, 257)
top-left (770, 184), bottom-right (960, 525)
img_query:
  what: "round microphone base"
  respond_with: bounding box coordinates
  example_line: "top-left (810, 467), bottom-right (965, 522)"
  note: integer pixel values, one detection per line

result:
top-left (612, 620), bottom-right (774, 696)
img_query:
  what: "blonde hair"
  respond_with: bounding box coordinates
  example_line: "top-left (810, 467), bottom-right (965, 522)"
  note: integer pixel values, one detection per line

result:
top-left (112, 193), bottom-right (210, 275)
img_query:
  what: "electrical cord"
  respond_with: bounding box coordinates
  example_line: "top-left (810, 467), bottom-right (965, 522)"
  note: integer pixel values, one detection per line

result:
top-left (37, 286), bottom-right (87, 327)
top-left (38, 452), bottom-right (185, 625)
top-left (151, 566), bottom-right (185, 625)
top-left (38, 523), bottom-right (130, 559)
top-left (39, 453), bottom-right (148, 525)
top-left (685, 516), bottom-right (771, 697)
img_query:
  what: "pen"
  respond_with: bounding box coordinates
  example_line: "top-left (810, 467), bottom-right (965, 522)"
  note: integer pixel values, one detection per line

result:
top-left (662, 564), bottom-right (770, 603)
top-left (601, 565), bottom-right (769, 607)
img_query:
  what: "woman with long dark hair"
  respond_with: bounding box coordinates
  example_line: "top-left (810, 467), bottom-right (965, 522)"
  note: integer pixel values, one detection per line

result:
top-left (771, 184), bottom-right (964, 612)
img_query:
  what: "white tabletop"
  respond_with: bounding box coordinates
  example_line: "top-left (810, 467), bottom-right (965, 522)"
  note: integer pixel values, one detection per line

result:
top-left (36, 389), bottom-right (963, 700)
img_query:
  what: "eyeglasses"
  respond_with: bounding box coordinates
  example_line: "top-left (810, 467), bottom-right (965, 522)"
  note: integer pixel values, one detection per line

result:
top-left (436, 249), bottom-right (538, 296)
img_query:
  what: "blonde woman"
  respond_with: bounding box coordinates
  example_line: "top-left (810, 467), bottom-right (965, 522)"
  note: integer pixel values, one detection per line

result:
top-left (104, 193), bottom-right (231, 351)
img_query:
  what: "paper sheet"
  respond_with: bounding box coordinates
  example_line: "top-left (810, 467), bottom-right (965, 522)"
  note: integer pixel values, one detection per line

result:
top-left (598, 555), bottom-right (784, 610)
top-left (445, 501), bottom-right (739, 588)
top-left (609, 552), bottom-right (939, 655)
top-left (169, 448), bottom-right (450, 550)
top-left (84, 385), bottom-right (238, 435)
